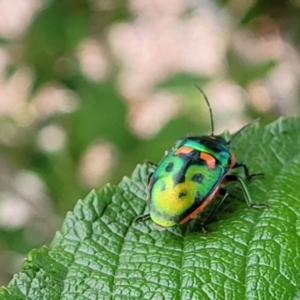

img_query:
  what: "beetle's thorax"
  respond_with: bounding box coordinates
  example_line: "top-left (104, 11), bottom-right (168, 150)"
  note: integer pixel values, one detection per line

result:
top-left (173, 135), bottom-right (231, 166)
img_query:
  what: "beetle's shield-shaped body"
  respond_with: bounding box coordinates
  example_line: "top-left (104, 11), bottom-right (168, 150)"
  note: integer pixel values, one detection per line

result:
top-left (147, 135), bottom-right (234, 228)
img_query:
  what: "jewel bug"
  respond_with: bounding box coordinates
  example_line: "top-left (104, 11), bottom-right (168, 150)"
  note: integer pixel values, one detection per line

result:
top-left (135, 85), bottom-right (268, 231)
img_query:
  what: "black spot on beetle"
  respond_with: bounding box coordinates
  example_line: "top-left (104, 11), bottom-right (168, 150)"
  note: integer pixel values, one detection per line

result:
top-left (165, 162), bottom-right (174, 172)
top-left (178, 191), bottom-right (187, 198)
top-left (195, 191), bottom-right (203, 203)
top-left (192, 173), bottom-right (204, 184)
top-left (173, 171), bottom-right (185, 185)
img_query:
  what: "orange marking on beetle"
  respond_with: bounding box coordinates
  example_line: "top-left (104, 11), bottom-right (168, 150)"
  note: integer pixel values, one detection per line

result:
top-left (175, 146), bottom-right (194, 155)
top-left (200, 152), bottom-right (216, 170)
top-left (179, 186), bottom-right (220, 224)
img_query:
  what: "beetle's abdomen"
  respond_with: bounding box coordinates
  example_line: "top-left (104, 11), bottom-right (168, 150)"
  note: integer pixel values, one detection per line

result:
top-left (148, 149), bottom-right (227, 228)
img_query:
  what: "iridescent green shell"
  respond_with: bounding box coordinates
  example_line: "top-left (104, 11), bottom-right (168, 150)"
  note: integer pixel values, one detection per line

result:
top-left (147, 135), bottom-right (233, 228)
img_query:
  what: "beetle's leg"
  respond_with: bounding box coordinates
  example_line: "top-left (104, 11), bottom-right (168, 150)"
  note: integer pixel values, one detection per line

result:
top-left (147, 172), bottom-right (154, 185)
top-left (226, 174), bottom-right (269, 208)
top-left (201, 188), bottom-right (229, 234)
top-left (145, 160), bottom-right (158, 167)
top-left (145, 161), bottom-right (157, 186)
top-left (233, 161), bottom-right (263, 179)
top-left (134, 214), bottom-right (150, 224)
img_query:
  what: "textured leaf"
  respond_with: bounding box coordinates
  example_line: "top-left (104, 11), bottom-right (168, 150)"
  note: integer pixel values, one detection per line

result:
top-left (1, 117), bottom-right (300, 299)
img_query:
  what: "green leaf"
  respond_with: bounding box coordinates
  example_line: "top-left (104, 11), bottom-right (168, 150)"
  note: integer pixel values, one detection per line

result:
top-left (1, 117), bottom-right (300, 299)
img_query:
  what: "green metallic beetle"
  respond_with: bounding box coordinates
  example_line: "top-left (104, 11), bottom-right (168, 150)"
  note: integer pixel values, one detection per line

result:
top-left (135, 86), bottom-right (268, 231)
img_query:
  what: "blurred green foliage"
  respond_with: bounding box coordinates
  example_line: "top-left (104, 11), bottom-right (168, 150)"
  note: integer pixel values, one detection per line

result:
top-left (0, 0), bottom-right (299, 286)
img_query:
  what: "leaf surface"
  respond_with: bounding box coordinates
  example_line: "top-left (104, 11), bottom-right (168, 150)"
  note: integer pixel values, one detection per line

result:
top-left (1, 117), bottom-right (300, 300)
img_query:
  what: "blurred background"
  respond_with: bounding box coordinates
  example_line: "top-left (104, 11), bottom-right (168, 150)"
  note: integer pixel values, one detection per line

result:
top-left (0, 0), bottom-right (299, 285)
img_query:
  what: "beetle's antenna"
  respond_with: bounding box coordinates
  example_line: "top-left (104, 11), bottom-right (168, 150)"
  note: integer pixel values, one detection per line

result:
top-left (229, 118), bottom-right (261, 144)
top-left (193, 84), bottom-right (214, 136)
